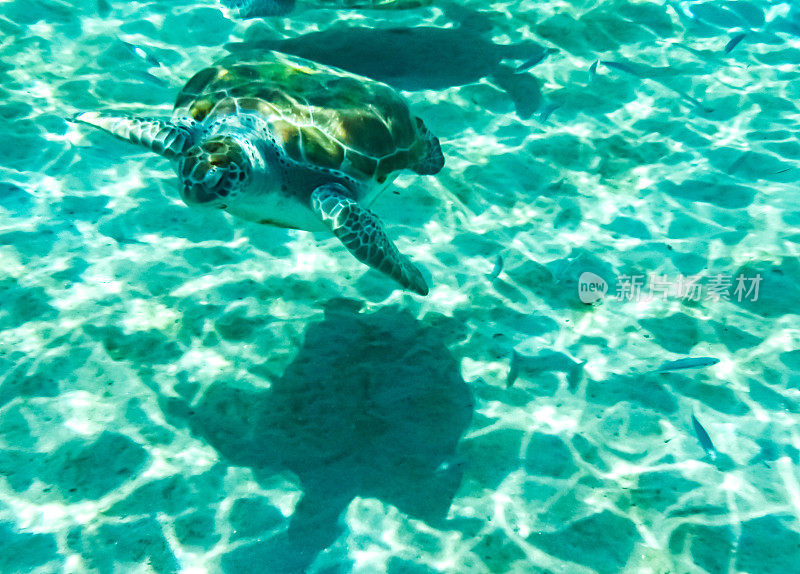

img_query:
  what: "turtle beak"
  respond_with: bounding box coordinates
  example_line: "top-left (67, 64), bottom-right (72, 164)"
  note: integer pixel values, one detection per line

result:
top-left (73, 112), bottom-right (195, 159)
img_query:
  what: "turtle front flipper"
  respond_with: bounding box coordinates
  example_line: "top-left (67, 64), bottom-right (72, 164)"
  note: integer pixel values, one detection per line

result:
top-left (73, 112), bottom-right (195, 159)
top-left (310, 184), bottom-right (429, 295)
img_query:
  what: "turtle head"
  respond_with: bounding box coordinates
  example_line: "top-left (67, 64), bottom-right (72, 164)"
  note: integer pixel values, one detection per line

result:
top-left (178, 135), bottom-right (252, 207)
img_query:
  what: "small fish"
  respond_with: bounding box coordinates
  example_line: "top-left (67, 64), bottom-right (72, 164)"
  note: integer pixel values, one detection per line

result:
top-left (514, 48), bottom-right (557, 73)
top-left (724, 33), bottom-right (746, 54)
top-left (601, 60), bottom-right (642, 77)
top-left (676, 91), bottom-right (713, 114)
top-left (120, 39), bottom-right (161, 67)
top-left (488, 254), bottom-right (503, 280)
top-left (588, 60), bottom-right (598, 80)
top-left (691, 413), bottom-right (718, 461)
top-left (129, 69), bottom-right (169, 88)
top-left (97, 0), bottom-right (111, 16)
top-left (668, 504), bottom-right (726, 518)
top-left (539, 102), bottom-right (561, 122)
top-left (506, 350), bottom-right (520, 387)
top-left (435, 456), bottom-right (463, 474)
top-left (656, 357), bottom-right (719, 372)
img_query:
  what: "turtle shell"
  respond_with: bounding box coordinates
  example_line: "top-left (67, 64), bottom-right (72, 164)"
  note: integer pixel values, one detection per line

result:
top-left (174, 51), bottom-right (434, 184)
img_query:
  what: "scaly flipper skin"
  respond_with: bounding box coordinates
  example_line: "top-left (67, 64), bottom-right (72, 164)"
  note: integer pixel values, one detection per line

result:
top-left (311, 184), bottom-right (429, 295)
top-left (73, 112), bottom-right (195, 159)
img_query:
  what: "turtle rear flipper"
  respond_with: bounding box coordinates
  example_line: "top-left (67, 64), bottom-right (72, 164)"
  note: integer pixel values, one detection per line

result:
top-left (411, 117), bottom-right (444, 175)
top-left (73, 112), bottom-right (195, 159)
top-left (310, 184), bottom-right (429, 295)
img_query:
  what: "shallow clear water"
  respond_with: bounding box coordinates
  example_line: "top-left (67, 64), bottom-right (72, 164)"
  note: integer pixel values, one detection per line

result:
top-left (2, 0), bottom-right (800, 572)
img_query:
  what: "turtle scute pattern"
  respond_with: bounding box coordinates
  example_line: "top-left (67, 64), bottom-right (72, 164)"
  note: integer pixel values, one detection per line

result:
top-left (173, 52), bottom-right (437, 184)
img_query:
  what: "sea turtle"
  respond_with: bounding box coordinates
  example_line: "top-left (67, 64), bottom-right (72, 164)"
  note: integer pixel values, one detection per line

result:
top-left (220, 0), bottom-right (432, 18)
top-left (75, 51), bottom-right (443, 295)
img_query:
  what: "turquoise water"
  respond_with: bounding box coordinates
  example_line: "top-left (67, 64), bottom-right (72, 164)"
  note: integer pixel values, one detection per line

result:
top-left (2, 0), bottom-right (800, 572)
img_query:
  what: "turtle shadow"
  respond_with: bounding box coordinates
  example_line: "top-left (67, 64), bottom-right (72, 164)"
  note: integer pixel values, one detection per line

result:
top-left (225, 6), bottom-right (548, 118)
top-left (162, 298), bottom-right (473, 573)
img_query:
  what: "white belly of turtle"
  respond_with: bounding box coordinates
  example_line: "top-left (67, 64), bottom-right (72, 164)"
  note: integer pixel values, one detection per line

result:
top-left (224, 191), bottom-right (328, 232)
